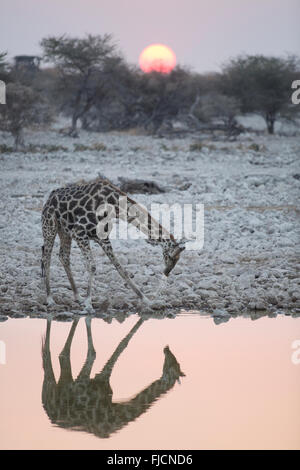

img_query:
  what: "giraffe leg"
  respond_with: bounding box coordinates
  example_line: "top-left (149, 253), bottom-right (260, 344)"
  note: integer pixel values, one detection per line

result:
top-left (97, 238), bottom-right (151, 305)
top-left (58, 318), bottom-right (79, 385)
top-left (76, 317), bottom-right (96, 381)
top-left (41, 318), bottom-right (56, 385)
top-left (73, 233), bottom-right (95, 313)
top-left (58, 230), bottom-right (82, 304)
top-left (42, 214), bottom-right (57, 307)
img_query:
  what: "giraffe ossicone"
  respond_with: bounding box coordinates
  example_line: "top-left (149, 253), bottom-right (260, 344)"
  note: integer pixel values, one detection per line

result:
top-left (41, 177), bottom-right (185, 312)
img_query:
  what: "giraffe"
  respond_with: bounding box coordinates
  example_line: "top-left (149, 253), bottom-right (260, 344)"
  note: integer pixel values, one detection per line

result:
top-left (42, 317), bottom-right (185, 439)
top-left (41, 177), bottom-right (185, 312)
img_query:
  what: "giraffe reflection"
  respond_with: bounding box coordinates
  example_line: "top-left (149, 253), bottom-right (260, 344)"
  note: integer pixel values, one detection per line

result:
top-left (42, 317), bottom-right (185, 438)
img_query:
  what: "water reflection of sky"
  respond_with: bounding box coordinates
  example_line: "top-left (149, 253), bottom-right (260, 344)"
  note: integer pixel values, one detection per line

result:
top-left (0, 314), bottom-right (299, 449)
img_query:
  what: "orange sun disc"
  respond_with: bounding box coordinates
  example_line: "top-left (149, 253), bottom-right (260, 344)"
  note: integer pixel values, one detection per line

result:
top-left (139, 44), bottom-right (176, 74)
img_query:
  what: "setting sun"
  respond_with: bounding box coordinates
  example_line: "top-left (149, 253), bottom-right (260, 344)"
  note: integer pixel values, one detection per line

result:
top-left (139, 44), bottom-right (176, 74)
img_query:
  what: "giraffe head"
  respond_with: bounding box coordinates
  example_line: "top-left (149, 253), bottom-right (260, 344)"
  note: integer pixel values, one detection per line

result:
top-left (163, 345), bottom-right (185, 382)
top-left (162, 239), bottom-right (185, 277)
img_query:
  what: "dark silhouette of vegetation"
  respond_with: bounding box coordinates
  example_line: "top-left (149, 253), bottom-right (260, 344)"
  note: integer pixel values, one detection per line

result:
top-left (221, 54), bottom-right (299, 134)
top-left (1, 37), bottom-right (299, 145)
top-left (0, 82), bottom-right (53, 150)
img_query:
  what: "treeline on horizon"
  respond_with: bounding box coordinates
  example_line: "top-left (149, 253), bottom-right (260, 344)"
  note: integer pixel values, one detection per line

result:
top-left (0, 33), bottom-right (299, 150)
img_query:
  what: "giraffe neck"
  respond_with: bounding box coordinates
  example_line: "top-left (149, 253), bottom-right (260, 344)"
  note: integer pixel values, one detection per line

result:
top-left (130, 375), bottom-right (177, 407)
top-left (116, 191), bottom-right (177, 250)
top-left (114, 363), bottom-right (182, 425)
top-left (93, 179), bottom-right (178, 249)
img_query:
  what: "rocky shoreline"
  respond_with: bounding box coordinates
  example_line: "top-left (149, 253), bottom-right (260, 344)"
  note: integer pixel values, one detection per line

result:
top-left (0, 127), bottom-right (299, 322)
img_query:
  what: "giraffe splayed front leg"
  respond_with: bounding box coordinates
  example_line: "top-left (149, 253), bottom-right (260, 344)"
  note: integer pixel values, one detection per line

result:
top-left (96, 238), bottom-right (152, 307)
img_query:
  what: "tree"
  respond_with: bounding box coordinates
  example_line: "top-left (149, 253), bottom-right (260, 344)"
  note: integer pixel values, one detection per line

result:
top-left (0, 83), bottom-right (52, 150)
top-left (195, 93), bottom-right (241, 133)
top-left (136, 67), bottom-right (195, 132)
top-left (221, 54), bottom-right (299, 134)
top-left (40, 34), bottom-right (119, 136)
top-left (80, 57), bottom-right (131, 131)
top-left (79, 65), bottom-right (197, 133)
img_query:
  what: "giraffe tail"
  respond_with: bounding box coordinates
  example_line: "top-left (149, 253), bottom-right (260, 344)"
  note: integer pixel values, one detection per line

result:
top-left (41, 245), bottom-right (45, 278)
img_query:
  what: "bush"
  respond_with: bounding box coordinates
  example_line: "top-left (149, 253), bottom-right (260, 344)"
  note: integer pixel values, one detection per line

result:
top-left (0, 83), bottom-right (53, 150)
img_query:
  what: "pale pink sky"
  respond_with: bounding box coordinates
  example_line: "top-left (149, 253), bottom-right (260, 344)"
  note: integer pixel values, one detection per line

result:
top-left (1, 0), bottom-right (300, 72)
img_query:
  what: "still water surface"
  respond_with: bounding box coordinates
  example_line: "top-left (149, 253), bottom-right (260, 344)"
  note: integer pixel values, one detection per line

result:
top-left (0, 313), bottom-right (299, 449)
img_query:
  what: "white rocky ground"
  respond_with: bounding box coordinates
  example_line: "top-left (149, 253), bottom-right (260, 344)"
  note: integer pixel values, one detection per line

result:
top-left (0, 124), bottom-right (299, 322)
